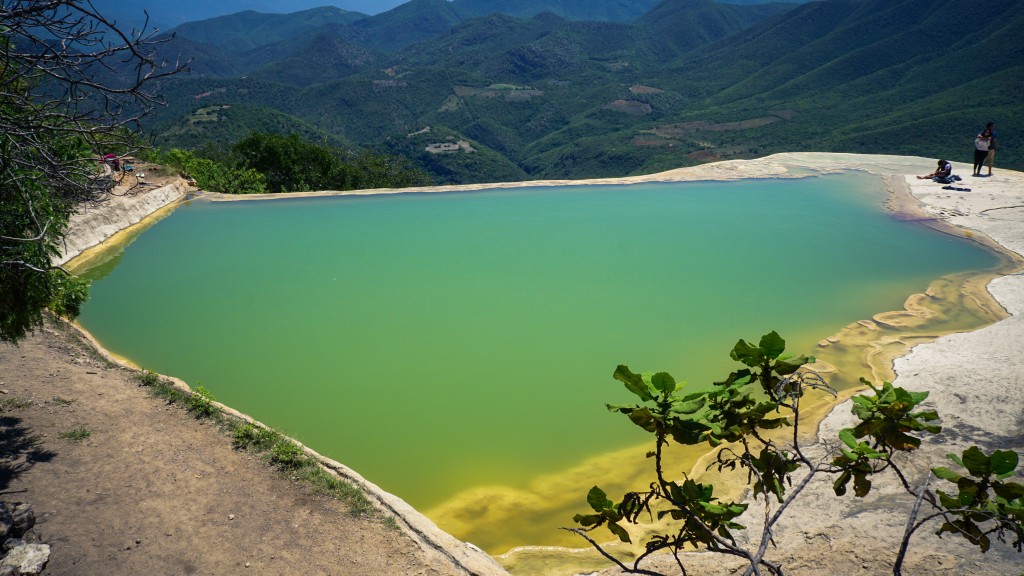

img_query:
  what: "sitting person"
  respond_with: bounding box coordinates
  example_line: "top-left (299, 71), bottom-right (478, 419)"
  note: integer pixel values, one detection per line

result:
top-left (917, 159), bottom-right (957, 183)
top-left (102, 153), bottom-right (120, 172)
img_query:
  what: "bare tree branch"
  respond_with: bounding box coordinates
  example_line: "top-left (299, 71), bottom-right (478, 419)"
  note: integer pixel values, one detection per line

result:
top-left (1, 0), bottom-right (188, 342)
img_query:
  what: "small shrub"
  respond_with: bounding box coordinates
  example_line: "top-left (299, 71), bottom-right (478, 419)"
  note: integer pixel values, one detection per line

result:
top-left (268, 440), bottom-right (309, 471)
top-left (232, 423), bottom-right (279, 451)
top-left (135, 370), bottom-right (160, 386)
top-left (59, 426), bottom-right (92, 441)
top-left (187, 385), bottom-right (217, 418)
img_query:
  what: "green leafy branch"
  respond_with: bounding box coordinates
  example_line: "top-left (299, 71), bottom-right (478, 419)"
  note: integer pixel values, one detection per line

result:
top-left (830, 378), bottom-right (942, 498)
top-left (567, 331), bottom-right (1023, 576)
top-left (892, 447), bottom-right (1024, 575)
top-left (567, 332), bottom-right (827, 575)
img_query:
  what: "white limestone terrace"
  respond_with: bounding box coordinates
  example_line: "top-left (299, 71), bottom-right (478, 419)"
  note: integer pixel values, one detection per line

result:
top-left (59, 153), bottom-right (1024, 575)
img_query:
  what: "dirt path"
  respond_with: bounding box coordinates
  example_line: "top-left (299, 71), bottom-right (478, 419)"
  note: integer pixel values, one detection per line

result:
top-left (0, 320), bottom-right (467, 576)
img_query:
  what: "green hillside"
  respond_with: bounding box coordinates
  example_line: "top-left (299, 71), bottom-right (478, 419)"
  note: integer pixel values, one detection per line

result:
top-left (167, 7), bottom-right (367, 52)
top-left (149, 103), bottom-right (348, 150)
top-left (655, 0), bottom-right (1024, 167)
top-left (451, 0), bottom-right (664, 22)
top-left (140, 0), bottom-right (1023, 184)
top-left (347, 0), bottom-right (470, 51)
top-left (245, 26), bottom-right (381, 87)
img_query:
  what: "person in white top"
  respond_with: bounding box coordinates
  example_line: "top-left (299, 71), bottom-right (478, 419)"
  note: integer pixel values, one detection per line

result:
top-left (984, 122), bottom-right (998, 176)
top-left (973, 126), bottom-right (993, 176)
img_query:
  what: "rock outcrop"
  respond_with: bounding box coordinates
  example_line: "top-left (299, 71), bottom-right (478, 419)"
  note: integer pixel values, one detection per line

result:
top-left (0, 503), bottom-right (48, 576)
top-left (54, 178), bottom-right (192, 266)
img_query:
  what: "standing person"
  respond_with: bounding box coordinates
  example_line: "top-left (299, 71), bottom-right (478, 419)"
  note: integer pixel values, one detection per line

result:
top-left (973, 127), bottom-right (992, 176)
top-left (985, 122), bottom-right (998, 176)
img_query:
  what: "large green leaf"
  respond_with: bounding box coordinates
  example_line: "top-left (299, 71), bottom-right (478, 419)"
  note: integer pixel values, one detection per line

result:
top-left (957, 480), bottom-right (980, 506)
top-left (853, 473), bottom-right (872, 497)
top-left (606, 403), bottom-right (639, 414)
top-left (833, 470), bottom-right (852, 496)
top-left (651, 372), bottom-right (676, 394)
top-left (773, 357), bottom-right (805, 376)
top-left (931, 466), bottom-right (964, 483)
top-left (759, 331), bottom-right (786, 359)
top-left (613, 365), bottom-right (653, 401)
top-left (961, 446), bottom-right (991, 477)
top-left (838, 428), bottom-right (859, 449)
top-left (908, 390), bottom-right (930, 404)
top-left (730, 339), bottom-right (762, 367)
top-left (573, 513), bottom-right (602, 527)
top-left (994, 481), bottom-right (1024, 501)
top-left (607, 521), bottom-right (631, 543)
top-left (990, 449), bottom-right (1019, 476)
top-left (671, 394), bottom-right (706, 415)
top-left (627, 407), bottom-right (658, 432)
top-left (587, 486), bottom-right (612, 512)
top-left (669, 419), bottom-right (709, 445)
top-left (851, 395), bottom-right (874, 408)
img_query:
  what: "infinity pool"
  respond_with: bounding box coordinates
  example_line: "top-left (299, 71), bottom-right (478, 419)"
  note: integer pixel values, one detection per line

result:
top-left (74, 173), bottom-right (1000, 553)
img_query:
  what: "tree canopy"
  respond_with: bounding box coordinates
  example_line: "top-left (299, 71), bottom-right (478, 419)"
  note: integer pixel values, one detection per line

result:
top-left (158, 132), bottom-right (432, 194)
top-left (1, 0), bottom-right (186, 342)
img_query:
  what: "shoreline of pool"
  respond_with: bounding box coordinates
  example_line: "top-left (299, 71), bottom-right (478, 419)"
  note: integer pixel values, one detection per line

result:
top-left (60, 153), bottom-right (1024, 575)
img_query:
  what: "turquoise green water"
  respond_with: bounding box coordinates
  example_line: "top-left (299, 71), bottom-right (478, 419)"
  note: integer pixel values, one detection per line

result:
top-left (76, 174), bottom-right (998, 549)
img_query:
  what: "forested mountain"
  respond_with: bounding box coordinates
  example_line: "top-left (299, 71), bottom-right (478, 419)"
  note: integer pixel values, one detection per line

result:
top-left (657, 0), bottom-right (1024, 162)
top-left (450, 0), bottom-right (663, 22)
top-left (637, 0), bottom-right (799, 59)
top-left (93, 0), bottom-right (802, 29)
top-left (167, 7), bottom-right (367, 53)
top-left (90, 0), bottom-right (399, 28)
top-left (140, 0), bottom-right (1023, 184)
top-left (344, 0), bottom-right (470, 51)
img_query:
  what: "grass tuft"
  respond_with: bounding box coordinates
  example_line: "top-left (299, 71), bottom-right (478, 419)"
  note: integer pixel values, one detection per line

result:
top-left (59, 426), bottom-right (92, 441)
top-left (0, 397), bottom-right (32, 412)
top-left (295, 465), bottom-right (376, 517)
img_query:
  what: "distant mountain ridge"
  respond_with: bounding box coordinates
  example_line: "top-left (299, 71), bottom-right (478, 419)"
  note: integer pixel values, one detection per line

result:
top-left (158, 0), bottom-right (794, 81)
top-left (93, 0), bottom-right (808, 28)
top-left (139, 0), bottom-right (1022, 184)
top-left (91, 0), bottom-right (399, 28)
top-left (451, 0), bottom-right (663, 22)
top-left (167, 7), bottom-right (366, 53)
